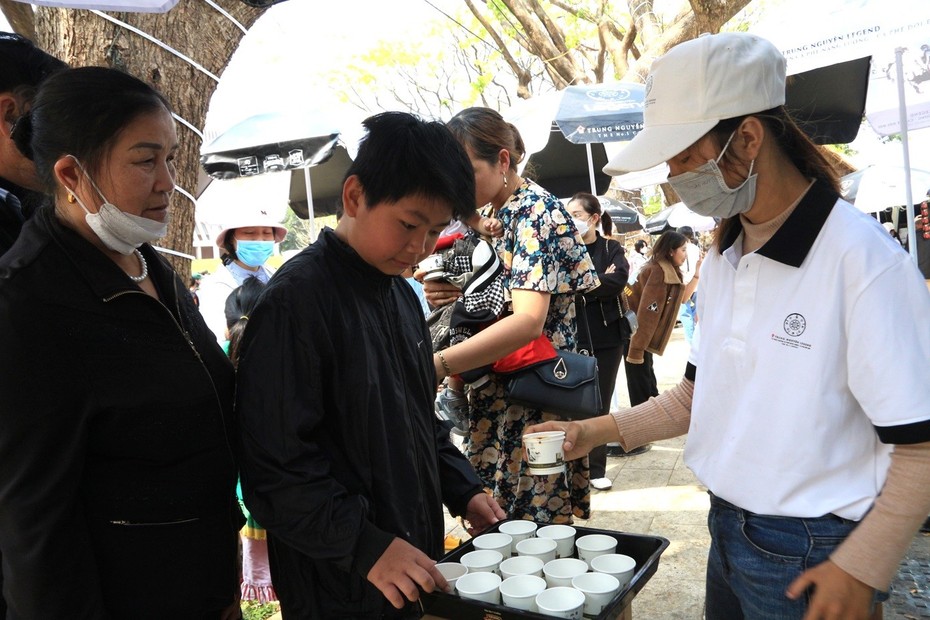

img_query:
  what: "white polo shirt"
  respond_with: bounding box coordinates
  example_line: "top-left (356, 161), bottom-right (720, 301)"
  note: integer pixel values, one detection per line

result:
top-left (685, 180), bottom-right (930, 520)
top-left (681, 241), bottom-right (701, 285)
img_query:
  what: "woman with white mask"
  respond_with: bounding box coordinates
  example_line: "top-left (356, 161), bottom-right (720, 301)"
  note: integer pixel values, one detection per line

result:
top-left (197, 208), bottom-right (287, 345)
top-left (565, 191), bottom-right (630, 490)
top-left (0, 66), bottom-right (241, 619)
top-left (528, 32), bottom-right (930, 620)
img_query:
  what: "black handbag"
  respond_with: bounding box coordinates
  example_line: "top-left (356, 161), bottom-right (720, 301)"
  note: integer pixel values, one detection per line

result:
top-left (505, 297), bottom-right (602, 419)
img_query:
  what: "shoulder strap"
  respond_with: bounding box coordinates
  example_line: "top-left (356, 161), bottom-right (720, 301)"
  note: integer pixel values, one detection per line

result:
top-left (575, 294), bottom-right (595, 356)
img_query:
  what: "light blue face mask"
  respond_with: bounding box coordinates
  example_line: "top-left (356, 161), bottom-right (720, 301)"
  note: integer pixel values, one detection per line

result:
top-left (235, 240), bottom-right (274, 267)
top-left (667, 130), bottom-right (757, 219)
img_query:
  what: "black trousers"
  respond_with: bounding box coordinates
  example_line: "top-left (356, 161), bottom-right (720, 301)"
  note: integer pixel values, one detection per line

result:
top-left (588, 344), bottom-right (624, 479)
top-left (624, 351), bottom-right (658, 407)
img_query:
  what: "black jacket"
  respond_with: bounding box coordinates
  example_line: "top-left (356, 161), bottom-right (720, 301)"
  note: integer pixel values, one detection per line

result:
top-left (236, 229), bottom-right (485, 619)
top-left (580, 234), bottom-right (630, 350)
top-left (0, 208), bottom-right (241, 619)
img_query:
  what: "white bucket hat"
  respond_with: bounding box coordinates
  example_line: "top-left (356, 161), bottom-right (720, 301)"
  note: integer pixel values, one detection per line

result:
top-left (215, 208), bottom-right (288, 248)
top-left (604, 32), bottom-right (786, 175)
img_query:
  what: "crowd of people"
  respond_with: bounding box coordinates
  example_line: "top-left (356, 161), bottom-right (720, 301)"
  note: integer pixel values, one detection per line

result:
top-left (0, 28), bottom-right (929, 620)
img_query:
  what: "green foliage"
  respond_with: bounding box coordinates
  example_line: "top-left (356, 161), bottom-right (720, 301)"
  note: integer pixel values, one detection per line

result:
top-left (241, 600), bottom-right (279, 620)
top-left (642, 191), bottom-right (665, 216)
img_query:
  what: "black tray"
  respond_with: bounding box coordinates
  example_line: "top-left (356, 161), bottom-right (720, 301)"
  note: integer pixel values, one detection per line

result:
top-left (421, 520), bottom-right (669, 619)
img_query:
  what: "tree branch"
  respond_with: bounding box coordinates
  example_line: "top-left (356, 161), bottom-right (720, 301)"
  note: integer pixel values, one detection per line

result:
top-left (0, 0), bottom-right (37, 40)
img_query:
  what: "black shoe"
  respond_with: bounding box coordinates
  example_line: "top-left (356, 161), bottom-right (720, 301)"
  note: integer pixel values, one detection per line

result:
top-left (921, 516), bottom-right (930, 533)
top-left (607, 444), bottom-right (652, 457)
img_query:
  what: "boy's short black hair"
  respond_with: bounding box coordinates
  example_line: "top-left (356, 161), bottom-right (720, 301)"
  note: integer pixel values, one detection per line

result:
top-left (345, 112), bottom-right (475, 221)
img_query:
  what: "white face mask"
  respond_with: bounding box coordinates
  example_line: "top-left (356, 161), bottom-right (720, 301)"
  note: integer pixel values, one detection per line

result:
top-left (69, 157), bottom-right (168, 255)
top-left (572, 217), bottom-right (590, 237)
top-left (667, 131), bottom-right (757, 219)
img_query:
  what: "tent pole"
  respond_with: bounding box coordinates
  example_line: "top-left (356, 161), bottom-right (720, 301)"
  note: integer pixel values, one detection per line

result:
top-left (894, 48), bottom-right (919, 262)
top-left (304, 166), bottom-right (316, 242)
top-left (585, 143), bottom-right (597, 195)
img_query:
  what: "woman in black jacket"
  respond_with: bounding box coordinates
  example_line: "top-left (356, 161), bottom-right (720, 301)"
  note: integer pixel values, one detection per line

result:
top-left (0, 67), bottom-right (241, 619)
top-left (566, 192), bottom-right (630, 490)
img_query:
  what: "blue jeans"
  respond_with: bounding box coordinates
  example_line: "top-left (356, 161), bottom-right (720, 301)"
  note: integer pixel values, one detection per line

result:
top-left (678, 294), bottom-right (696, 343)
top-left (705, 493), bottom-right (886, 620)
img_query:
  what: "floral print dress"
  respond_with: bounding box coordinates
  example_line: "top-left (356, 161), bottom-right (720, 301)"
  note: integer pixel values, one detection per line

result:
top-left (467, 179), bottom-right (599, 523)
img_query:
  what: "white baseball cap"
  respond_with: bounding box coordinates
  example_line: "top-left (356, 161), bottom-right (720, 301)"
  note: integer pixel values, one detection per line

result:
top-left (604, 32), bottom-right (786, 175)
top-left (214, 207), bottom-right (288, 248)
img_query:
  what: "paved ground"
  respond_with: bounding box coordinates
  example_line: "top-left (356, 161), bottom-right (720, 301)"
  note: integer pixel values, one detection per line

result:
top-left (440, 327), bottom-right (930, 619)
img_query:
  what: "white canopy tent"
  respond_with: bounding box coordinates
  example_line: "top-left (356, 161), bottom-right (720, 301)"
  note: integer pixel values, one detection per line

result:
top-left (753, 0), bottom-right (930, 261)
top-left (10, 0), bottom-right (178, 11)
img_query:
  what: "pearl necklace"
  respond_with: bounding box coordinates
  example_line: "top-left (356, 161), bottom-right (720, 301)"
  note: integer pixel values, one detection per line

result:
top-left (129, 249), bottom-right (148, 283)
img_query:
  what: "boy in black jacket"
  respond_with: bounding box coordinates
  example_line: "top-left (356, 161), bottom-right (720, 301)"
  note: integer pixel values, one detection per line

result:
top-left (235, 112), bottom-right (504, 619)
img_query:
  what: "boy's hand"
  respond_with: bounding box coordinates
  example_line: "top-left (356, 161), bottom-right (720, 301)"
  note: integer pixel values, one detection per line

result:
top-left (786, 560), bottom-right (874, 620)
top-left (464, 492), bottom-right (506, 536)
top-left (367, 538), bottom-right (449, 608)
top-left (421, 278), bottom-right (462, 307)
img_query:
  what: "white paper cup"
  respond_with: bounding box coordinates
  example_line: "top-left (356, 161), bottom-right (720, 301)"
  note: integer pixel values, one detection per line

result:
top-left (435, 562), bottom-right (468, 592)
top-left (575, 533), bottom-right (619, 568)
top-left (500, 574), bottom-right (547, 611)
top-left (535, 586), bottom-right (586, 619)
top-left (498, 519), bottom-right (537, 544)
top-left (572, 571), bottom-right (621, 616)
top-left (473, 532), bottom-right (513, 558)
top-left (460, 549), bottom-right (504, 575)
top-left (537, 524), bottom-right (576, 558)
top-left (543, 557), bottom-right (589, 588)
top-left (515, 536), bottom-right (558, 563)
top-left (499, 555), bottom-right (545, 580)
top-left (524, 430), bottom-right (566, 475)
top-left (590, 553), bottom-right (637, 590)
top-left (455, 571), bottom-right (502, 604)
top-left (418, 253), bottom-right (444, 275)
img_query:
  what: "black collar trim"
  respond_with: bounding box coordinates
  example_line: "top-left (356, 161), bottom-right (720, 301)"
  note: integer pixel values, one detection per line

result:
top-left (720, 179), bottom-right (839, 268)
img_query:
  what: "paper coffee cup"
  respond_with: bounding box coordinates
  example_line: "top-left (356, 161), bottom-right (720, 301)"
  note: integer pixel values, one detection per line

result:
top-left (435, 562), bottom-right (468, 592)
top-left (524, 430), bottom-right (566, 475)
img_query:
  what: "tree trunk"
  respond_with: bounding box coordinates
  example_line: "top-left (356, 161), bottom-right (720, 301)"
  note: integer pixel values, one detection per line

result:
top-left (33, 0), bottom-right (264, 275)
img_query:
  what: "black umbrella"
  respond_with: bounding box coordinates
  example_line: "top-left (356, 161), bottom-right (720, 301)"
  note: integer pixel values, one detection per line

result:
top-left (597, 196), bottom-right (644, 233)
top-left (287, 143), bottom-right (353, 218)
top-left (200, 112), bottom-right (351, 224)
top-left (525, 127), bottom-right (611, 198)
top-left (509, 83), bottom-right (644, 198)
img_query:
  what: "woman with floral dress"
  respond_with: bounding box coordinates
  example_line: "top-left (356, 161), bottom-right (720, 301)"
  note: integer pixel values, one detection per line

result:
top-left (426, 107), bottom-right (598, 523)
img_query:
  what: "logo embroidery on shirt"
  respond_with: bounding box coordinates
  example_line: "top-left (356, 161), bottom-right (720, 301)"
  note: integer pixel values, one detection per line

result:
top-left (783, 313), bottom-right (806, 337)
top-left (770, 313), bottom-right (812, 351)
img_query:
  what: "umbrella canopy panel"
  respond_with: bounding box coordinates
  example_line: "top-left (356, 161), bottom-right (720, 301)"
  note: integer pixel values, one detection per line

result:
top-left (200, 112), bottom-right (341, 181)
top-left (644, 202), bottom-right (716, 234)
top-left (784, 56), bottom-right (870, 145)
top-left (9, 0), bottom-right (178, 9)
top-left (597, 196), bottom-right (644, 233)
top-left (287, 143), bottom-right (353, 219)
top-left (840, 165), bottom-right (930, 212)
top-left (555, 83), bottom-right (645, 144)
top-left (524, 125), bottom-right (611, 198)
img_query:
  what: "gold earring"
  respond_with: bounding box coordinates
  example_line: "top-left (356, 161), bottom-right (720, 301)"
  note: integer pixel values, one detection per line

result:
top-left (503, 173), bottom-right (508, 188)
top-left (67, 193), bottom-right (76, 204)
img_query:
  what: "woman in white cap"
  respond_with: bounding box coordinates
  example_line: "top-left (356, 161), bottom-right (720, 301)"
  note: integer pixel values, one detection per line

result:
top-left (197, 209), bottom-right (287, 344)
top-left (528, 31), bottom-right (930, 619)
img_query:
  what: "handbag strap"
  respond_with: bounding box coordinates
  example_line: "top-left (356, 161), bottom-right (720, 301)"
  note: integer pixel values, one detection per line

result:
top-left (619, 290), bottom-right (632, 313)
top-left (575, 294), bottom-right (595, 356)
